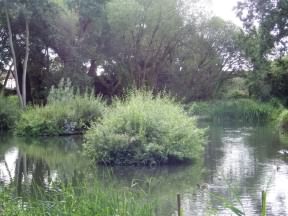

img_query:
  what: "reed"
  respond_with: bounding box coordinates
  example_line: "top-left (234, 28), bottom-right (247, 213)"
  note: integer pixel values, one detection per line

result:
top-left (0, 180), bottom-right (154, 216)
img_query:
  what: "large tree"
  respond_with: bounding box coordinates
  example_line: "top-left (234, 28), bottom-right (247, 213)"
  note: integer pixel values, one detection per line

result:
top-left (91, 0), bottom-right (184, 93)
top-left (237, 0), bottom-right (288, 55)
top-left (236, 0), bottom-right (288, 99)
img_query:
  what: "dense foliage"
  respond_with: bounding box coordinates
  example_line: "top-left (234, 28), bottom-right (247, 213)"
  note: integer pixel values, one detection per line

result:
top-left (0, 0), bottom-right (248, 103)
top-left (188, 99), bottom-right (280, 122)
top-left (84, 90), bottom-right (205, 165)
top-left (0, 95), bottom-right (21, 130)
top-left (16, 79), bottom-right (105, 136)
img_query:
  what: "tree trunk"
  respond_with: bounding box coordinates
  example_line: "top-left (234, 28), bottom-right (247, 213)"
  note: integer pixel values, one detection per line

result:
top-left (0, 68), bottom-right (11, 94)
top-left (22, 18), bottom-right (30, 107)
top-left (3, 70), bottom-right (11, 90)
top-left (4, 1), bottom-right (24, 108)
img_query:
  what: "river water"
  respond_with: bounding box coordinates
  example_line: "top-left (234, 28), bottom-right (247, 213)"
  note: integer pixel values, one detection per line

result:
top-left (0, 122), bottom-right (287, 215)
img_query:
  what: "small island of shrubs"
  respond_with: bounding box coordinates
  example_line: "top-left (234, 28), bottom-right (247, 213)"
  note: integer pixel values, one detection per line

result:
top-left (84, 90), bottom-right (205, 166)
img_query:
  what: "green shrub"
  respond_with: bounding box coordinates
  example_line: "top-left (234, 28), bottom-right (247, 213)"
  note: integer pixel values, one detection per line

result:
top-left (0, 95), bottom-right (21, 130)
top-left (84, 90), bottom-right (205, 166)
top-left (188, 99), bottom-right (279, 122)
top-left (16, 79), bottom-right (105, 136)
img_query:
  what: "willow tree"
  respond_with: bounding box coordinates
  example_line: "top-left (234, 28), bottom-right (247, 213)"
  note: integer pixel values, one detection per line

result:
top-left (99, 0), bottom-right (184, 90)
top-left (169, 17), bottom-right (248, 101)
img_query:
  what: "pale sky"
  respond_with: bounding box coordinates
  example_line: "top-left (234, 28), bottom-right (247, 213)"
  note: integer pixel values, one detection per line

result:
top-left (209, 0), bottom-right (241, 25)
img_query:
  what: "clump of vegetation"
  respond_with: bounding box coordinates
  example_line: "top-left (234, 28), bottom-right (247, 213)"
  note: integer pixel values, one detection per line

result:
top-left (188, 99), bottom-right (280, 122)
top-left (277, 110), bottom-right (288, 132)
top-left (84, 90), bottom-right (205, 166)
top-left (0, 95), bottom-right (21, 130)
top-left (277, 110), bottom-right (288, 144)
top-left (0, 182), bottom-right (153, 216)
top-left (16, 79), bottom-right (105, 136)
top-left (218, 77), bottom-right (249, 99)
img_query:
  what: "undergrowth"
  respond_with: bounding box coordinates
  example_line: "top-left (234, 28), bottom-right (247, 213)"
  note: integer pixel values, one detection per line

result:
top-left (0, 95), bottom-right (21, 130)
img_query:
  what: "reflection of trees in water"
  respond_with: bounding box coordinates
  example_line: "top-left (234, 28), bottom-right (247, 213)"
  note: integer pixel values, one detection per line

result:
top-left (0, 135), bottom-right (87, 197)
top-left (14, 151), bottom-right (49, 195)
top-left (12, 150), bottom-right (88, 197)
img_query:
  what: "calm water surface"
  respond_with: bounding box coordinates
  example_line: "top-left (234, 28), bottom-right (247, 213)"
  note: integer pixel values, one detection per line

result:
top-left (0, 122), bottom-right (288, 215)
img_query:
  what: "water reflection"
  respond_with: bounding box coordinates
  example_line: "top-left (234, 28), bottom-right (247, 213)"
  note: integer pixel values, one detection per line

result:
top-left (0, 135), bottom-right (87, 196)
top-left (0, 122), bottom-right (288, 216)
top-left (190, 123), bottom-right (288, 216)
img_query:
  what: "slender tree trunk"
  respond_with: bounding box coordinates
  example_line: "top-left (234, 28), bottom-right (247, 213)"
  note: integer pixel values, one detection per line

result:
top-left (0, 67), bottom-right (11, 94)
top-left (46, 46), bottom-right (50, 74)
top-left (22, 18), bottom-right (30, 107)
top-left (4, 1), bottom-right (24, 108)
top-left (3, 70), bottom-right (11, 90)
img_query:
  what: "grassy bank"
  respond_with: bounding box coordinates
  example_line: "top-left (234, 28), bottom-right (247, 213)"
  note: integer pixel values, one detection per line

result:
top-left (84, 90), bottom-right (205, 166)
top-left (188, 99), bottom-right (281, 122)
top-left (16, 79), bottom-right (105, 136)
top-left (0, 182), bottom-right (154, 216)
top-left (0, 95), bottom-right (21, 130)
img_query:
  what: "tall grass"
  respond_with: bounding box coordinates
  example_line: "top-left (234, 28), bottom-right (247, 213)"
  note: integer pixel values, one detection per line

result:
top-left (84, 90), bottom-right (205, 166)
top-left (16, 79), bottom-right (105, 136)
top-left (0, 95), bottom-right (21, 130)
top-left (188, 99), bottom-right (281, 122)
top-left (0, 181), bottom-right (154, 216)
